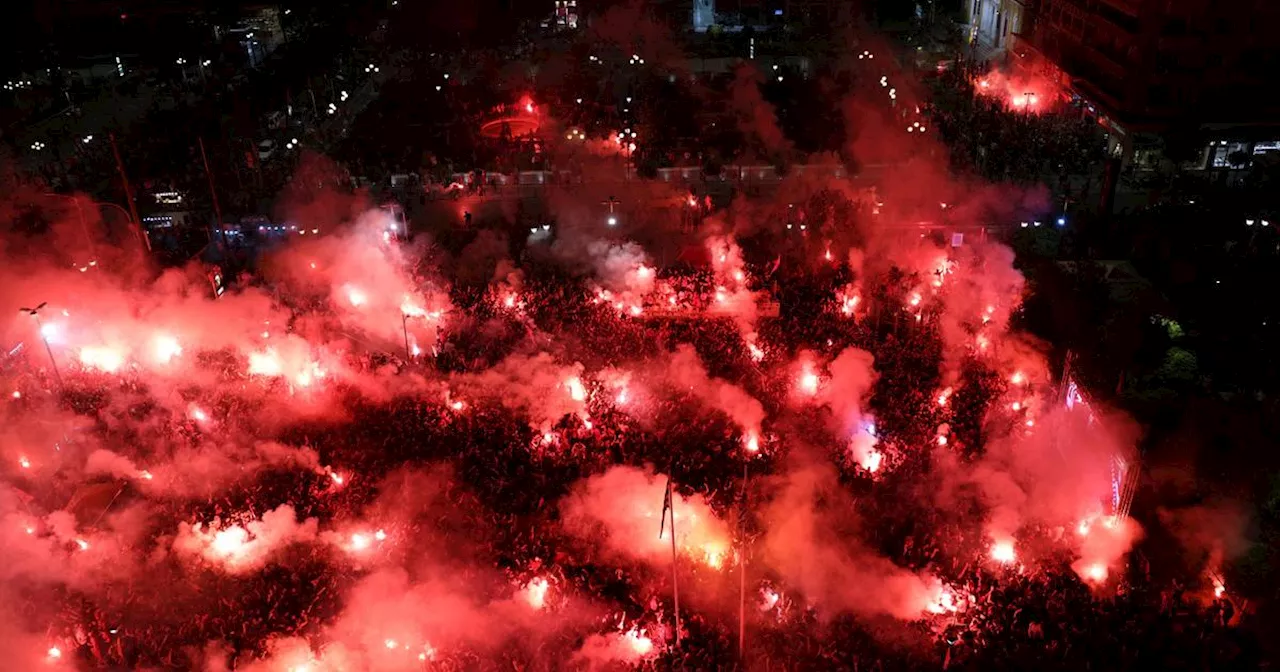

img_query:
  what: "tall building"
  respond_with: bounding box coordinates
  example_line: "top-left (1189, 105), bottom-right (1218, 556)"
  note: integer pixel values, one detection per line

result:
top-left (965, 0), bottom-right (1026, 54)
top-left (660, 0), bottom-right (846, 31)
top-left (1012, 0), bottom-right (1280, 166)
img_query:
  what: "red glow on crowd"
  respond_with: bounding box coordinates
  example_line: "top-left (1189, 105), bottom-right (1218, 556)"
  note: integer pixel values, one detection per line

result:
top-left (974, 69), bottom-right (1059, 114)
top-left (0, 62), bottom-right (1235, 672)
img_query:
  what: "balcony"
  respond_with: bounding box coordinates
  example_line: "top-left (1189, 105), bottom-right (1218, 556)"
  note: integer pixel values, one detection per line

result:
top-left (1095, 0), bottom-right (1141, 16)
top-left (1091, 0), bottom-right (1140, 33)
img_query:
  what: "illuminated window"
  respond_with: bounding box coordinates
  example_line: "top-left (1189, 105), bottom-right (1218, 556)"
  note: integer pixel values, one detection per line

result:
top-left (1210, 142), bottom-right (1249, 168)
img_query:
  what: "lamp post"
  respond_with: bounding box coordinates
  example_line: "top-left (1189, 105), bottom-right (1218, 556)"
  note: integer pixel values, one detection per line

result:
top-left (738, 443), bottom-right (754, 659)
top-left (402, 312), bottom-right (412, 359)
top-left (602, 196), bottom-right (621, 226)
top-left (109, 132), bottom-right (151, 253)
top-left (97, 200), bottom-right (150, 253)
top-left (402, 312), bottom-right (426, 360)
top-left (47, 192), bottom-right (149, 255)
top-left (43, 193), bottom-right (97, 263)
top-left (19, 302), bottom-right (63, 391)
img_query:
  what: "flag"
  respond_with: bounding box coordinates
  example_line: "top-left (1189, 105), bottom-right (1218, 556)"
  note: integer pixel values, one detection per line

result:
top-left (659, 478), bottom-right (672, 539)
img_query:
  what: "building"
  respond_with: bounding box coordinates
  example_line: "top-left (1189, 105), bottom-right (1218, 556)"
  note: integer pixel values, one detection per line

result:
top-left (655, 0), bottom-right (847, 32)
top-left (541, 1), bottom-right (580, 30)
top-left (966, 0), bottom-right (1026, 54)
top-left (555, 0), bottom-right (580, 28)
top-left (1011, 0), bottom-right (1280, 167)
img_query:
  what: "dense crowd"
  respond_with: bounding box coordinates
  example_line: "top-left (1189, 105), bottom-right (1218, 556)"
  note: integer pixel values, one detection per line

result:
top-left (927, 62), bottom-right (1108, 198)
top-left (4, 17), bottom-right (1268, 670)
top-left (4, 246), bottom-right (1259, 670)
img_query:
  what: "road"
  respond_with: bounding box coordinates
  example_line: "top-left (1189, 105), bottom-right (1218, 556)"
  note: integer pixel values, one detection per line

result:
top-left (15, 79), bottom-right (172, 172)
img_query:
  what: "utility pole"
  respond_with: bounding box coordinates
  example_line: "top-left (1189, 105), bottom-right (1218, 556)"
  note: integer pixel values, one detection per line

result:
top-left (739, 458), bottom-right (748, 659)
top-left (109, 133), bottom-right (149, 252)
top-left (402, 312), bottom-right (414, 360)
top-left (198, 137), bottom-right (227, 252)
top-left (660, 476), bottom-right (682, 648)
top-left (44, 193), bottom-right (97, 261)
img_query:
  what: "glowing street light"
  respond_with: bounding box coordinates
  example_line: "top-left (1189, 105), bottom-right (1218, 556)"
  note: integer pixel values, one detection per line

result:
top-left (402, 310), bottom-right (429, 360)
top-left (602, 195), bottom-right (621, 226)
top-left (19, 302), bottom-right (63, 390)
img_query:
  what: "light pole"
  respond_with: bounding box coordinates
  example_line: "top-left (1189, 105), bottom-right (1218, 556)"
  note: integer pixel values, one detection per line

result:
top-left (402, 312), bottom-right (412, 359)
top-left (738, 445), bottom-right (753, 659)
top-left (402, 312), bottom-right (426, 360)
top-left (602, 196), bottom-right (621, 226)
top-left (43, 193), bottom-right (97, 263)
top-left (19, 303), bottom-right (63, 391)
top-left (108, 132), bottom-right (151, 252)
top-left (97, 200), bottom-right (150, 253)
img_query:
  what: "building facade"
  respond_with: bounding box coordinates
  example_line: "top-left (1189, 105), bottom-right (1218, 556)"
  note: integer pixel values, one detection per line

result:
top-left (966, 0), bottom-right (1026, 54)
top-left (1016, 0), bottom-right (1280, 166)
top-left (673, 0), bottom-right (848, 31)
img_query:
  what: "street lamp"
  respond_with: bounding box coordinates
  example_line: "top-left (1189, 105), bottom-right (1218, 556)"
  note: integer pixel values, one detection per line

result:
top-left (602, 196), bottom-right (621, 226)
top-left (52, 195), bottom-right (148, 254)
top-left (97, 200), bottom-right (150, 252)
top-left (402, 312), bottom-right (426, 360)
top-left (44, 193), bottom-right (97, 264)
top-left (19, 303), bottom-right (64, 391)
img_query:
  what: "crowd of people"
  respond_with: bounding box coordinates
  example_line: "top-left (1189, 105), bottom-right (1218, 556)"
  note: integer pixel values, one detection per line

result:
top-left (3, 237), bottom-right (1260, 670)
top-left (927, 62), bottom-right (1108, 199)
top-left (4, 16), bottom-right (1269, 670)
